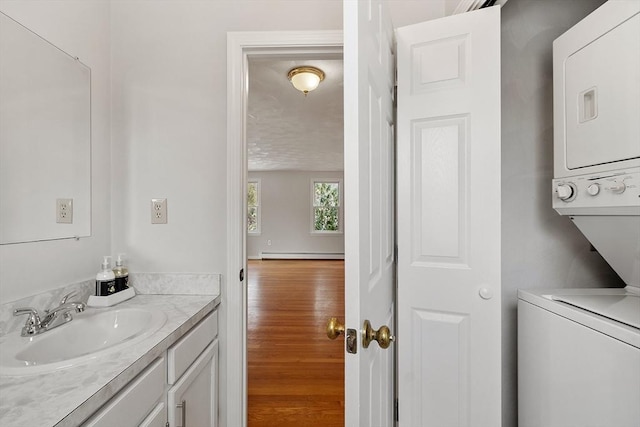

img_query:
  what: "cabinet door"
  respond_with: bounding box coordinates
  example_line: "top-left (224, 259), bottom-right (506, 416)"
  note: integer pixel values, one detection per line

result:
top-left (168, 340), bottom-right (218, 427)
top-left (139, 402), bottom-right (167, 427)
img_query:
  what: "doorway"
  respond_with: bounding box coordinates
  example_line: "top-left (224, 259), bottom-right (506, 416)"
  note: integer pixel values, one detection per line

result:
top-left (244, 50), bottom-right (345, 425)
top-left (226, 31), bottom-right (344, 426)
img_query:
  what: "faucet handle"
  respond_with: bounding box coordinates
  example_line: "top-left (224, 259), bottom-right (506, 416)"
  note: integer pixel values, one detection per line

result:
top-left (14, 308), bottom-right (42, 336)
top-left (60, 291), bottom-right (78, 305)
top-left (14, 307), bottom-right (40, 320)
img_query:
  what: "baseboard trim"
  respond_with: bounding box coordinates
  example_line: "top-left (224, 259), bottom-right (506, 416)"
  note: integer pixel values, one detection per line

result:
top-left (259, 252), bottom-right (345, 260)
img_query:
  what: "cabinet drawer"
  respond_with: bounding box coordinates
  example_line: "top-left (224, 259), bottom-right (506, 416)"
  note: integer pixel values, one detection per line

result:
top-left (168, 311), bottom-right (217, 384)
top-left (82, 357), bottom-right (166, 427)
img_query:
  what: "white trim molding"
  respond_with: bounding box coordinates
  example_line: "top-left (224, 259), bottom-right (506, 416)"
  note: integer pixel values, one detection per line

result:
top-left (226, 30), bottom-right (342, 427)
top-left (260, 252), bottom-right (345, 260)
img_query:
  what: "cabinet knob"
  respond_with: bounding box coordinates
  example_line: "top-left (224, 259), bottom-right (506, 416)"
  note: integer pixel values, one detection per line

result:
top-left (479, 287), bottom-right (493, 300)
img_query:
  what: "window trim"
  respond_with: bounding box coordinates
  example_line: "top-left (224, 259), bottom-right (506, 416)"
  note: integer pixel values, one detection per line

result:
top-left (247, 178), bottom-right (261, 235)
top-left (310, 178), bottom-right (343, 235)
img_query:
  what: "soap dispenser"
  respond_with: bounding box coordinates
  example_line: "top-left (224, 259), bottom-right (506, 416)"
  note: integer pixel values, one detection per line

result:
top-left (113, 253), bottom-right (129, 292)
top-left (96, 256), bottom-right (116, 296)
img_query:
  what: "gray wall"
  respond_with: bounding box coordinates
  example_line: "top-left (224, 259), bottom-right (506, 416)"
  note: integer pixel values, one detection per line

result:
top-left (247, 171), bottom-right (345, 259)
top-left (500, 0), bottom-right (624, 425)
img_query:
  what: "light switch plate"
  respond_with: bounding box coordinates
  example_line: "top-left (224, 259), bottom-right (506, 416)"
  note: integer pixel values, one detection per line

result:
top-left (56, 198), bottom-right (73, 224)
top-left (151, 198), bottom-right (167, 224)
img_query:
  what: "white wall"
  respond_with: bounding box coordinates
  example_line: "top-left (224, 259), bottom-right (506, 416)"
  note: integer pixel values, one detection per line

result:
top-left (109, 2), bottom-right (342, 426)
top-left (0, 1), bottom-right (111, 303)
top-left (500, 0), bottom-right (623, 425)
top-left (247, 171), bottom-right (345, 258)
top-left (110, 0), bottom-right (342, 274)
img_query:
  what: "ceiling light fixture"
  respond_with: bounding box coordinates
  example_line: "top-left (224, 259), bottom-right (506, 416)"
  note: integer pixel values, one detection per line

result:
top-left (287, 66), bottom-right (325, 95)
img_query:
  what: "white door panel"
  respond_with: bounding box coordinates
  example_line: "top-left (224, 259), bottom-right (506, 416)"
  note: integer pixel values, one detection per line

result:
top-left (397, 6), bottom-right (501, 427)
top-left (344, 0), bottom-right (396, 425)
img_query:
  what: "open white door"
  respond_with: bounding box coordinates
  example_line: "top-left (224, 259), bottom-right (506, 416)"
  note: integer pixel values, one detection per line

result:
top-left (343, 0), bottom-right (396, 426)
top-left (396, 6), bottom-right (501, 427)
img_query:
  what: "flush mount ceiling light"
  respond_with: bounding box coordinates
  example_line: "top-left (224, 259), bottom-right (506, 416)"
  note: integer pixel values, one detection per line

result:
top-left (287, 66), bottom-right (325, 95)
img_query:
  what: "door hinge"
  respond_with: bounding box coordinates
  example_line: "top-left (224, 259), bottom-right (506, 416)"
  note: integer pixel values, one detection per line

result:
top-left (395, 398), bottom-right (399, 422)
top-left (239, 268), bottom-right (244, 282)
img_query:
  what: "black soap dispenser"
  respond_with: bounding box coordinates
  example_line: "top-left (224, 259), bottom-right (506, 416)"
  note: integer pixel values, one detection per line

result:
top-left (113, 253), bottom-right (129, 292)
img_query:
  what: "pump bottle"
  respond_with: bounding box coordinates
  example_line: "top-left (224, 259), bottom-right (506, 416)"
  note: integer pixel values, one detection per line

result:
top-left (96, 256), bottom-right (116, 296)
top-left (113, 254), bottom-right (129, 292)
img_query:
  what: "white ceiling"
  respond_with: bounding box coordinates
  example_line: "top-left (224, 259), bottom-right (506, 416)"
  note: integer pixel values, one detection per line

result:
top-left (245, 0), bottom-right (484, 172)
top-left (247, 57), bottom-right (344, 172)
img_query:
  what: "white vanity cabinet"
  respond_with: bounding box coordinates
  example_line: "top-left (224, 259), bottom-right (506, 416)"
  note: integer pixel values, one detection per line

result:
top-left (167, 311), bottom-right (219, 427)
top-left (81, 310), bottom-right (219, 427)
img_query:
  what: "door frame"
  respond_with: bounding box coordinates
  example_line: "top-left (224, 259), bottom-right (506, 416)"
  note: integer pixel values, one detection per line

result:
top-left (225, 30), bottom-right (343, 427)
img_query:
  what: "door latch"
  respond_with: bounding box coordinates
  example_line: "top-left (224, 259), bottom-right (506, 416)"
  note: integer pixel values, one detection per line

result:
top-left (346, 328), bottom-right (357, 354)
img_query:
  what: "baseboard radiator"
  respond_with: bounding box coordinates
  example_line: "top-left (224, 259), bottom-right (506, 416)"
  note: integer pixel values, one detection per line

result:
top-left (259, 252), bottom-right (344, 260)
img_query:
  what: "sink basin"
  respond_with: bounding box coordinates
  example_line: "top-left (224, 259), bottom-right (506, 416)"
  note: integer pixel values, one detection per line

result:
top-left (0, 307), bottom-right (166, 376)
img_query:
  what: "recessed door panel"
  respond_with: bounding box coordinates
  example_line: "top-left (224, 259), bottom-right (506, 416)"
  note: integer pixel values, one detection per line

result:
top-left (411, 115), bottom-right (469, 267)
top-left (410, 309), bottom-right (469, 426)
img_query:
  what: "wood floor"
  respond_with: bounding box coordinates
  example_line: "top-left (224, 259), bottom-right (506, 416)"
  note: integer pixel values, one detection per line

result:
top-left (247, 259), bottom-right (345, 427)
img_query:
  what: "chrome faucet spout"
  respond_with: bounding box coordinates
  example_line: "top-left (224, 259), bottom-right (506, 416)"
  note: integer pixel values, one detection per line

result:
top-left (14, 293), bottom-right (86, 336)
top-left (41, 301), bottom-right (86, 330)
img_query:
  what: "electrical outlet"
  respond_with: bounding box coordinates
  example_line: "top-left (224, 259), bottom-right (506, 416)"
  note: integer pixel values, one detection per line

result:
top-left (56, 198), bottom-right (73, 224)
top-left (151, 198), bottom-right (167, 224)
top-left (267, 239), bottom-right (272, 246)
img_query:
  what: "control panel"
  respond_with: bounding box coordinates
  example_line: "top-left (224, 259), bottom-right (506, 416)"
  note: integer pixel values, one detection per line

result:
top-left (552, 168), bottom-right (640, 215)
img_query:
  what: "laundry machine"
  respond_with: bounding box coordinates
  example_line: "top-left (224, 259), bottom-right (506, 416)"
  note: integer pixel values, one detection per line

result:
top-left (518, 288), bottom-right (640, 427)
top-left (519, 1), bottom-right (640, 426)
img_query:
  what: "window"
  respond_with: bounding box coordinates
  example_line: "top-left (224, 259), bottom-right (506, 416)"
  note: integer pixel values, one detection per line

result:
top-left (247, 179), bottom-right (260, 234)
top-left (312, 180), bottom-right (342, 233)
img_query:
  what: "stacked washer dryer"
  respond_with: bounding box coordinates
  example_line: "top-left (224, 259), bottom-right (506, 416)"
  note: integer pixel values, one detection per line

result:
top-left (518, 1), bottom-right (640, 426)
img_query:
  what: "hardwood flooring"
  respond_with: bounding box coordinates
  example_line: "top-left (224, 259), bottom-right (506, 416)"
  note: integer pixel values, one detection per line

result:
top-left (247, 259), bottom-right (345, 427)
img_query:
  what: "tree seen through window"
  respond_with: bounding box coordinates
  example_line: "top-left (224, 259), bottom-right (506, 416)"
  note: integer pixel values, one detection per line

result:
top-left (313, 181), bottom-right (340, 232)
top-left (248, 180), bottom-right (259, 233)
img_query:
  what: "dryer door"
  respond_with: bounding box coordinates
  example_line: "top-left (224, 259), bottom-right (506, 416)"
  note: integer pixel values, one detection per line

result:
top-left (564, 12), bottom-right (640, 170)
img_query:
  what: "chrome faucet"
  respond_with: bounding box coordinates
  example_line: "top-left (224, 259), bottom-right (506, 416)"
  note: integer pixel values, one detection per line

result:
top-left (14, 292), bottom-right (86, 337)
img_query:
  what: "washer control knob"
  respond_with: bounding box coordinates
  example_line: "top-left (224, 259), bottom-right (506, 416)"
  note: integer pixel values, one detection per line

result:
top-left (587, 183), bottom-right (600, 196)
top-left (609, 180), bottom-right (626, 194)
top-left (556, 184), bottom-right (574, 201)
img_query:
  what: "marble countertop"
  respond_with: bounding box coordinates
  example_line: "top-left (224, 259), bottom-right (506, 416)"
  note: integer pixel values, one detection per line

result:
top-left (0, 293), bottom-right (220, 427)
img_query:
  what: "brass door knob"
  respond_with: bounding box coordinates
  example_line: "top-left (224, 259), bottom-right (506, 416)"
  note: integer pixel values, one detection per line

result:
top-left (362, 319), bottom-right (395, 349)
top-left (326, 317), bottom-right (345, 340)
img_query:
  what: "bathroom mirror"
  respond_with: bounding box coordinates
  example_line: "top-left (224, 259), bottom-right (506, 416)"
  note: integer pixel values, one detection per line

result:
top-left (0, 12), bottom-right (91, 244)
